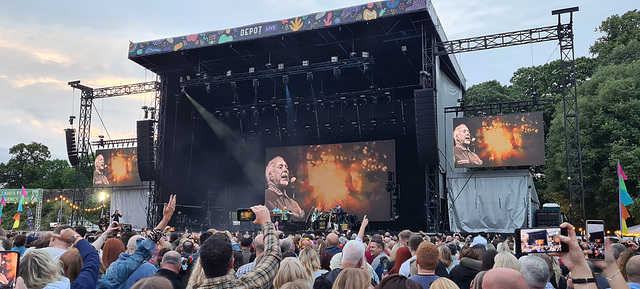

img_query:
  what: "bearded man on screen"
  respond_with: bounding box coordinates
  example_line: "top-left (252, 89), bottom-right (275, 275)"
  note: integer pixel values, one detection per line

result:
top-left (264, 156), bottom-right (305, 221)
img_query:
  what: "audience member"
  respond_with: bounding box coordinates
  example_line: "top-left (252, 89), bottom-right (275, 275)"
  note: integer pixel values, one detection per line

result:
top-left (299, 247), bottom-right (328, 279)
top-left (324, 233), bottom-right (342, 256)
top-left (518, 255), bottom-right (550, 289)
top-left (483, 268), bottom-right (527, 289)
top-left (18, 250), bottom-right (70, 288)
top-left (103, 238), bottom-right (126, 268)
top-left (235, 234), bottom-right (265, 277)
top-left (482, 250), bottom-right (498, 271)
top-left (399, 234), bottom-right (423, 276)
top-left (389, 247), bottom-right (411, 275)
top-left (449, 247), bottom-right (482, 289)
top-left (408, 242), bottom-right (440, 288)
top-left (493, 252), bottom-right (520, 271)
top-left (131, 276), bottom-right (173, 289)
top-left (274, 257), bottom-right (312, 288)
top-left (11, 234), bottom-right (27, 257)
top-left (369, 238), bottom-right (389, 280)
top-left (281, 279), bottom-right (313, 289)
top-left (314, 240), bottom-right (376, 289)
top-left (439, 246), bottom-right (455, 273)
top-left (155, 251), bottom-right (185, 289)
top-left (389, 230), bottom-right (412, 262)
top-left (374, 274), bottom-right (422, 289)
top-left (331, 268), bottom-right (371, 289)
top-left (429, 277), bottom-right (461, 289)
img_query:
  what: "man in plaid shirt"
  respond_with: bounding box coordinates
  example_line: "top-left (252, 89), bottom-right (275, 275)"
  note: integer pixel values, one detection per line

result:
top-left (198, 205), bottom-right (280, 289)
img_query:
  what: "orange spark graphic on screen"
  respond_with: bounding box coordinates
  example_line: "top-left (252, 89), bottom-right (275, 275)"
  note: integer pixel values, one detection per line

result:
top-left (107, 152), bottom-right (135, 182)
top-left (477, 117), bottom-right (538, 165)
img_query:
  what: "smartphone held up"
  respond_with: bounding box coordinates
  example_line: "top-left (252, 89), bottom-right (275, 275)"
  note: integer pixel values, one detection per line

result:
top-left (0, 251), bottom-right (19, 289)
top-left (515, 227), bottom-right (569, 254)
top-left (586, 220), bottom-right (605, 260)
top-left (237, 208), bottom-right (256, 221)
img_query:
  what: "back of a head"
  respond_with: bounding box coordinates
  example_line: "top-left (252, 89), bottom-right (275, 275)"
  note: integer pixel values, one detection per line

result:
top-left (320, 252), bottom-right (333, 271)
top-left (274, 257), bottom-right (311, 289)
top-left (483, 267), bottom-right (528, 289)
top-left (408, 235), bottom-right (423, 252)
top-left (398, 230), bottom-right (413, 242)
top-left (612, 243), bottom-right (627, 260)
top-left (299, 247), bottom-right (321, 275)
top-left (374, 274), bottom-right (422, 289)
top-left (120, 231), bottom-right (137, 248)
top-left (254, 234), bottom-right (265, 254)
top-left (169, 232), bottom-right (180, 243)
top-left (472, 270), bottom-right (488, 289)
top-left (127, 235), bottom-right (143, 253)
top-left (102, 238), bottom-right (126, 268)
top-left (19, 250), bottom-right (65, 289)
top-left (131, 276), bottom-right (173, 289)
top-left (496, 242), bottom-right (511, 253)
top-left (161, 251), bottom-right (182, 269)
top-left (493, 252), bottom-right (520, 271)
top-left (0, 237), bottom-right (10, 251)
top-left (13, 234), bottom-right (27, 247)
top-left (626, 255), bottom-right (640, 283)
top-left (518, 255), bottom-right (550, 289)
top-left (74, 225), bottom-right (87, 237)
top-left (60, 248), bottom-right (83, 283)
top-left (53, 225), bottom-right (72, 235)
top-left (281, 238), bottom-right (294, 253)
top-left (199, 231), bottom-right (213, 245)
top-left (182, 240), bottom-right (195, 254)
top-left (429, 277), bottom-right (460, 289)
top-left (416, 242), bottom-right (439, 271)
top-left (327, 233), bottom-right (340, 247)
top-left (240, 234), bottom-right (253, 247)
top-left (482, 250), bottom-right (498, 271)
top-left (332, 268), bottom-right (370, 289)
top-left (200, 233), bottom-right (233, 278)
top-left (461, 246), bottom-right (481, 260)
top-left (342, 240), bottom-right (365, 268)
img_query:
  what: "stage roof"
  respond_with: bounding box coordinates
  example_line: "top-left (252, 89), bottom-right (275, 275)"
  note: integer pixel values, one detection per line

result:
top-left (128, 0), bottom-right (465, 92)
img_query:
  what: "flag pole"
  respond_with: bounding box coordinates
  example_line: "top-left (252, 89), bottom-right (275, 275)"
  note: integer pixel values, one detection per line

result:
top-left (619, 161), bottom-right (623, 234)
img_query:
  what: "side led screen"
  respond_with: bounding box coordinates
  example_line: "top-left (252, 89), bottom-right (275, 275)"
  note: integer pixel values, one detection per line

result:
top-left (94, 148), bottom-right (142, 187)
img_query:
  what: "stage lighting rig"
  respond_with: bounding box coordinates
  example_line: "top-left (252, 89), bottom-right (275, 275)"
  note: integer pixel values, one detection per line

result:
top-left (331, 56), bottom-right (338, 63)
top-left (278, 63), bottom-right (285, 70)
top-left (306, 72), bottom-right (313, 81)
top-left (226, 70), bottom-right (232, 77)
top-left (282, 75), bottom-right (289, 86)
top-left (249, 67), bottom-right (255, 73)
top-left (68, 115), bottom-right (76, 126)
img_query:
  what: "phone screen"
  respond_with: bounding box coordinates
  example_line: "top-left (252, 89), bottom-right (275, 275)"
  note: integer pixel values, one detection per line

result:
top-left (516, 227), bottom-right (569, 254)
top-left (237, 209), bottom-right (256, 221)
top-left (587, 220), bottom-right (605, 259)
top-left (0, 251), bottom-right (19, 288)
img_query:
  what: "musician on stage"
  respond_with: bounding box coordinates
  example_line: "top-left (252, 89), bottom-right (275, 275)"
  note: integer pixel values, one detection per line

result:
top-left (264, 156), bottom-right (305, 221)
top-left (309, 208), bottom-right (322, 231)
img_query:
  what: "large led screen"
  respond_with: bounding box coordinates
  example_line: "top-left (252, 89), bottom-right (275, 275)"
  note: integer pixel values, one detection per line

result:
top-left (452, 112), bottom-right (545, 168)
top-left (94, 148), bottom-right (142, 187)
top-left (265, 140), bottom-right (395, 222)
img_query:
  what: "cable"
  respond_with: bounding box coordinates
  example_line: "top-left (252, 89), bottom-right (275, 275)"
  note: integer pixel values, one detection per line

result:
top-left (92, 104), bottom-right (112, 139)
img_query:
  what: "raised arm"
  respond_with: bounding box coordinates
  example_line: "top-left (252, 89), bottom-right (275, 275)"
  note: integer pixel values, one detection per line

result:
top-left (155, 194), bottom-right (176, 231)
top-left (358, 215), bottom-right (369, 241)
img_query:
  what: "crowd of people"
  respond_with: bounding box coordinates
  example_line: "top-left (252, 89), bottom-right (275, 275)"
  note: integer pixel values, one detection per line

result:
top-left (0, 196), bottom-right (637, 289)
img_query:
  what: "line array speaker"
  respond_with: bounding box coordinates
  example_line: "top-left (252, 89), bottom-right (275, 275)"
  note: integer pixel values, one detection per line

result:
top-left (137, 120), bottom-right (156, 181)
top-left (64, 128), bottom-right (79, 167)
top-left (414, 89), bottom-right (438, 166)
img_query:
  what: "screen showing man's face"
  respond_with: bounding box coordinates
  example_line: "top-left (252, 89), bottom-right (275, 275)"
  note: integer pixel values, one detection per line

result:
top-left (269, 158), bottom-right (289, 187)
top-left (454, 124), bottom-right (471, 146)
top-left (95, 155), bottom-right (105, 171)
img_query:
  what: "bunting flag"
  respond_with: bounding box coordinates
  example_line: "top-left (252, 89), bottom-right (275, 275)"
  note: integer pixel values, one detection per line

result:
top-left (619, 162), bottom-right (634, 234)
top-left (1, 190), bottom-right (5, 206)
top-left (12, 212), bottom-right (20, 228)
top-left (17, 194), bottom-right (23, 213)
top-left (21, 186), bottom-right (27, 197)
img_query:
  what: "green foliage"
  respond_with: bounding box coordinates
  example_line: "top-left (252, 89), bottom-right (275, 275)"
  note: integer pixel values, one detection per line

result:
top-left (465, 80), bottom-right (519, 105)
top-left (590, 9), bottom-right (640, 59)
top-left (0, 142), bottom-right (74, 189)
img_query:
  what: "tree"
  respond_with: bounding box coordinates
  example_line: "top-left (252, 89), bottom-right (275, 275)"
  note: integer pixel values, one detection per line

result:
top-left (590, 9), bottom-right (640, 60)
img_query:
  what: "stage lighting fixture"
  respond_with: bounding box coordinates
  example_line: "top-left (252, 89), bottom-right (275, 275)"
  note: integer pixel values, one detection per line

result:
top-left (98, 135), bottom-right (105, 147)
top-left (142, 106), bottom-right (149, 119)
top-left (224, 112), bottom-right (231, 118)
top-left (325, 123), bottom-right (330, 127)
top-left (306, 104), bottom-right (311, 111)
top-left (253, 79), bottom-right (259, 89)
top-left (273, 108), bottom-right (279, 115)
top-left (333, 67), bottom-right (340, 78)
top-left (401, 46), bottom-right (407, 52)
top-left (306, 72), bottom-right (313, 81)
top-left (362, 51), bottom-right (369, 58)
top-left (373, 96), bottom-right (378, 104)
top-left (179, 76), bottom-right (185, 85)
top-left (148, 107), bottom-right (156, 119)
top-left (230, 82), bottom-right (237, 90)
top-left (302, 60), bottom-right (309, 67)
top-left (282, 75), bottom-right (289, 86)
top-left (249, 67), bottom-right (255, 73)
top-left (180, 86), bottom-right (187, 95)
top-left (350, 52), bottom-right (357, 58)
top-left (68, 115), bottom-right (76, 125)
top-left (278, 63), bottom-right (285, 70)
top-left (363, 63), bottom-right (369, 73)
top-left (331, 56), bottom-right (338, 63)
top-left (265, 63), bottom-right (273, 69)
top-left (226, 70), bottom-right (232, 77)
top-left (205, 83), bottom-right (211, 94)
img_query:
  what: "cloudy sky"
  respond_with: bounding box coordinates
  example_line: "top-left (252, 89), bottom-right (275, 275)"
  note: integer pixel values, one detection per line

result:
top-left (0, 0), bottom-right (635, 164)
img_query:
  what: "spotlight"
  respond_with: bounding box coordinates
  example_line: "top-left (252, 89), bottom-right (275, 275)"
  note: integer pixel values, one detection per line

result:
top-left (226, 70), bottom-right (232, 77)
top-left (283, 75), bottom-right (289, 86)
top-left (68, 115), bottom-right (76, 126)
top-left (306, 72), bottom-right (313, 81)
top-left (350, 52), bottom-right (357, 58)
top-left (333, 67), bottom-right (341, 78)
top-left (331, 56), bottom-right (338, 63)
top-left (363, 63), bottom-right (369, 73)
top-left (253, 79), bottom-right (259, 89)
top-left (230, 82), bottom-right (237, 90)
top-left (302, 60), bottom-right (309, 67)
top-left (148, 107), bottom-right (156, 119)
top-left (265, 63), bottom-right (273, 69)
top-left (205, 83), bottom-right (211, 94)
top-left (401, 46), bottom-right (407, 52)
top-left (181, 86), bottom-right (187, 95)
top-left (249, 67), bottom-right (255, 73)
top-left (142, 106), bottom-right (149, 119)
top-left (362, 51), bottom-right (369, 58)
top-left (278, 63), bottom-right (285, 70)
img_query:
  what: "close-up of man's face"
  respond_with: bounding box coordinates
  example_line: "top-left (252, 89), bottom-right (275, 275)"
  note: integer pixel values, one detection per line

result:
top-left (268, 157), bottom-right (289, 187)
top-left (454, 124), bottom-right (471, 146)
top-left (95, 154), bottom-right (105, 170)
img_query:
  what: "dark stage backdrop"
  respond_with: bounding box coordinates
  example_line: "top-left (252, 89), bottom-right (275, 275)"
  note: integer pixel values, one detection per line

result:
top-left (266, 140), bottom-right (395, 222)
top-left (94, 148), bottom-right (142, 187)
top-left (452, 112), bottom-right (545, 168)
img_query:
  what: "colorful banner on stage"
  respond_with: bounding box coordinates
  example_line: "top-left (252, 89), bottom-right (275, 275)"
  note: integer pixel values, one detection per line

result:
top-left (265, 140), bottom-right (395, 222)
top-left (1, 189), bottom-right (42, 204)
top-left (452, 112), bottom-right (545, 168)
top-left (129, 0), bottom-right (427, 58)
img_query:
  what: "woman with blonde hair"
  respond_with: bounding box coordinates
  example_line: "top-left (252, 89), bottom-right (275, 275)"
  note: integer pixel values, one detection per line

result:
top-left (430, 277), bottom-right (461, 289)
top-left (492, 252), bottom-right (520, 271)
top-left (439, 245), bottom-right (455, 273)
top-left (18, 250), bottom-right (70, 288)
top-left (299, 247), bottom-right (328, 279)
top-left (186, 259), bottom-right (206, 289)
top-left (496, 242), bottom-right (511, 253)
top-left (332, 268), bottom-right (372, 289)
top-left (273, 257), bottom-right (312, 288)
